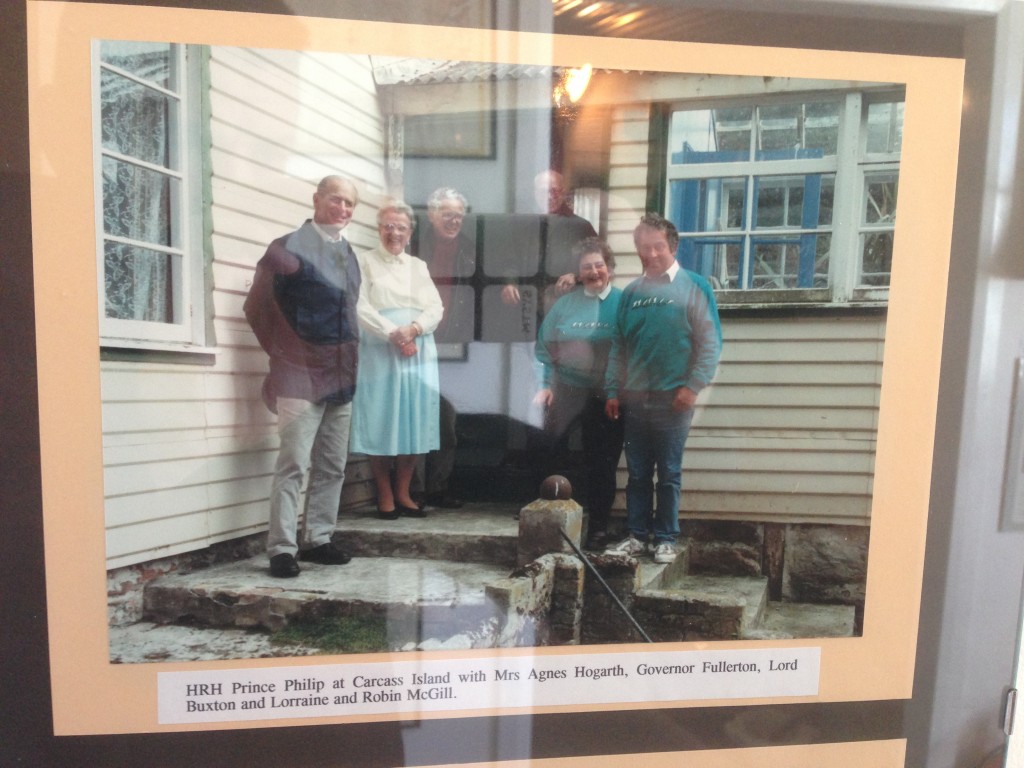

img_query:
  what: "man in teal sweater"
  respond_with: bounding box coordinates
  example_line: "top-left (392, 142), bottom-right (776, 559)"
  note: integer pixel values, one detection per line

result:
top-left (604, 213), bottom-right (722, 563)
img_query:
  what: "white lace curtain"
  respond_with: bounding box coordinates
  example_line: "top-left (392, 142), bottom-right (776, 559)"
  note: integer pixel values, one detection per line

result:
top-left (100, 41), bottom-right (176, 323)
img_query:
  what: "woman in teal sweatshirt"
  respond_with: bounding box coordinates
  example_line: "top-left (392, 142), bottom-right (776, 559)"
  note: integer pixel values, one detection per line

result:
top-left (534, 237), bottom-right (624, 548)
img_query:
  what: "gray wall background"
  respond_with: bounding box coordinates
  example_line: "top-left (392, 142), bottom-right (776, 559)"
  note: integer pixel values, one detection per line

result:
top-left (908, 3), bottom-right (1024, 766)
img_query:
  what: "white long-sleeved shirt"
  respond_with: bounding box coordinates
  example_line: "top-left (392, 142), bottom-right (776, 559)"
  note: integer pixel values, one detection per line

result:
top-left (355, 246), bottom-right (444, 340)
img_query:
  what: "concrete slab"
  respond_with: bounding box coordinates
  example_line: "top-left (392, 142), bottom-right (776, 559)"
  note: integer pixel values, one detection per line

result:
top-left (109, 622), bottom-right (322, 663)
top-left (143, 555), bottom-right (512, 640)
top-left (744, 601), bottom-right (857, 639)
top-left (336, 503), bottom-right (519, 565)
top-left (340, 502), bottom-right (520, 535)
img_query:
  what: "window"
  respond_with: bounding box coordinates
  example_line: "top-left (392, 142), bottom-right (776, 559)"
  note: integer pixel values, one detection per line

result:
top-left (665, 91), bottom-right (903, 304)
top-left (94, 41), bottom-right (205, 345)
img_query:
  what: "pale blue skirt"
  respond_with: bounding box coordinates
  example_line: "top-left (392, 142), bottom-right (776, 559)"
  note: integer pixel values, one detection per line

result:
top-left (351, 307), bottom-right (440, 456)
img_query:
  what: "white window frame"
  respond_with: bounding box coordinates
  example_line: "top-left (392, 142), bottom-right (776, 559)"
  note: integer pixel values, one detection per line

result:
top-left (92, 41), bottom-right (205, 348)
top-left (664, 88), bottom-right (904, 307)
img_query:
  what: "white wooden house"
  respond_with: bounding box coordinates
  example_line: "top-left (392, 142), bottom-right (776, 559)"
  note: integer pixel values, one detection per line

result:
top-left (98, 44), bottom-right (387, 569)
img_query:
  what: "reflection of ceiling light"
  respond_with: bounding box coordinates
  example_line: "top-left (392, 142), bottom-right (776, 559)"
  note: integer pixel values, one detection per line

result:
top-left (552, 64), bottom-right (592, 114)
top-left (551, 0), bottom-right (643, 31)
top-left (610, 11), bottom-right (639, 27)
top-left (564, 64), bottom-right (592, 103)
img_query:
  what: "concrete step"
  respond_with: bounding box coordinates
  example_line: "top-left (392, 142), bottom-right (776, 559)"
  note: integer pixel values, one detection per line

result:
top-left (742, 600), bottom-right (857, 640)
top-left (633, 574), bottom-right (769, 642)
top-left (143, 554), bottom-right (510, 649)
top-left (135, 502), bottom-right (857, 654)
top-left (335, 502), bottom-right (519, 566)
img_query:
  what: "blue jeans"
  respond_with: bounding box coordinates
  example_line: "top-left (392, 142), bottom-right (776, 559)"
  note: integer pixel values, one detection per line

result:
top-left (268, 397), bottom-right (352, 557)
top-left (622, 393), bottom-right (693, 545)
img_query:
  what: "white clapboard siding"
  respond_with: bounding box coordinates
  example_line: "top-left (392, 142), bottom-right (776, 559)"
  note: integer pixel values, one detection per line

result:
top-left (676, 315), bottom-right (884, 524)
top-left (606, 103), bottom-right (884, 526)
top-left (103, 46), bottom-right (386, 569)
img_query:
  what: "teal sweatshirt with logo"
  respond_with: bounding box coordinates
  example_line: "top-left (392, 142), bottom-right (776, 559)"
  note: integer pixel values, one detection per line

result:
top-left (535, 286), bottom-right (623, 389)
top-left (605, 268), bottom-right (722, 399)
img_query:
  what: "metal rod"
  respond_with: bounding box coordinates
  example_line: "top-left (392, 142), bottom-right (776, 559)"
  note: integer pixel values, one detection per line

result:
top-left (559, 528), bottom-right (653, 644)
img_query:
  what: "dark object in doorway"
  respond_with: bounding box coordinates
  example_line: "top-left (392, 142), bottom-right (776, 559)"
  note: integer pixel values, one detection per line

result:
top-left (451, 413), bottom-right (546, 502)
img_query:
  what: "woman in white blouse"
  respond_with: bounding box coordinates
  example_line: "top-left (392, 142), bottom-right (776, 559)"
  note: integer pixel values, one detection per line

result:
top-left (351, 200), bottom-right (444, 519)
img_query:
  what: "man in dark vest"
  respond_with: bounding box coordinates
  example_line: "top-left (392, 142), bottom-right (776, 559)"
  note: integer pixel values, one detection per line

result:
top-left (244, 175), bottom-right (361, 577)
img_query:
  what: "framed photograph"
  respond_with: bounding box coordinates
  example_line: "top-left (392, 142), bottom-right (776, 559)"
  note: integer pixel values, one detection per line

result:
top-left (25, 0), bottom-right (962, 758)
top-left (405, 110), bottom-right (497, 159)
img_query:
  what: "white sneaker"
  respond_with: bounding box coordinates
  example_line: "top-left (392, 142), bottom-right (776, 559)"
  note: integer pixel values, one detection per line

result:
top-left (605, 535), bottom-right (647, 556)
top-left (653, 542), bottom-right (678, 564)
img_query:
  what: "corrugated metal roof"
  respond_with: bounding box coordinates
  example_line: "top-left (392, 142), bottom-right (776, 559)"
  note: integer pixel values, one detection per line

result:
top-left (373, 57), bottom-right (564, 85)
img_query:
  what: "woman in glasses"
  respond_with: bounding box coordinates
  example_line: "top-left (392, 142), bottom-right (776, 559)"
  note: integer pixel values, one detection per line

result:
top-left (533, 237), bottom-right (625, 549)
top-left (351, 200), bottom-right (444, 519)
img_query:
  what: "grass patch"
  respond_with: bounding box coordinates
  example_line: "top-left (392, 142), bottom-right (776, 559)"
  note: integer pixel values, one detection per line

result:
top-left (270, 615), bottom-right (390, 654)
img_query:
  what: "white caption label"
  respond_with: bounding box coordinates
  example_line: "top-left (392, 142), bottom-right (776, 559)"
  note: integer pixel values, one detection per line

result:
top-left (158, 647), bottom-right (820, 724)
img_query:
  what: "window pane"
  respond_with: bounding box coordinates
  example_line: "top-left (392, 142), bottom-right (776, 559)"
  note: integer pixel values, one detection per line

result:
top-left (813, 234), bottom-right (832, 288)
top-left (102, 156), bottom-right (175, 245)
top-left (721, 242), bottom-right (743, 289)
top-left (866, 101), bottom-right (904, 154)
top-left (752, 240), bottom-right (801, 289)
top-left (756, 177), bottom-right (805, 228)
top-left (756, 101), bottom-right (838, 160)
top-left (681, 239), bottom-right (743, 289)
top-left (750, 234), bottom-right (830, 289)
top-left (670, 108), bottom-right (752, 163)
top-left (100, 40), bottom-right (173, 89)
top-left (818, 176), bottom-right (835, 226)
top-left (104, 241), bottom-right (175, 322)
top-left (758, 104), bottom-right (801, 153)
top-left (804, 101), bottom-right (841, 156)
top-left (864, 172), bottom-right (898, 224)
top-left (672, 178), bottom-right (746, 233)
top-left (861, 232), bottom-right (893, 286)
top-left (101, 69), bottom-right (173, 167)
top-left (754, 174), bottom-right (834, 229)
top-left (713, 107), bottom-right (753, 154)
top-left (711, 241), bottom-right (743, 289)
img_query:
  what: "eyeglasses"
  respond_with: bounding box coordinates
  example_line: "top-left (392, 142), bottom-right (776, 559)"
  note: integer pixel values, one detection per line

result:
top-left (381, 223), bottom-right (410, 234)
top-left (440, 212), bottom-right (464, 222)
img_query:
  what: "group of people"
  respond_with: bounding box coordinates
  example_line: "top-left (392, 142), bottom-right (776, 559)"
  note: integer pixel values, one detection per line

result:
top-left (244, 171), bottom-right (721, 578)
top-left (532, 216), bottom-right (721, 563)
top-left (244, 176), bottom-right (454, 578)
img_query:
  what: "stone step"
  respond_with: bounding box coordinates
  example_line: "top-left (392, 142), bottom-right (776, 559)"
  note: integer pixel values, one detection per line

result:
top-left (143, 554), bottom-right (510, 649)
top-left (633, 574), bottom-right (769, 642)
top-left (335, 503), bottom-right (519, 566)
top-left (135, 502), bottom-right (857, 655)
top-left (742, 600), bottom-right (857, 640)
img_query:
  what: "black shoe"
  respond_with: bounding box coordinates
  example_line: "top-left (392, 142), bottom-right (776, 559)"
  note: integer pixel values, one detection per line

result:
top-left (269, 553), bottom-right (300, 578)
top-left (425, 493), bottom-right (463, 509)
top-left (377, 508), bottom-right (400, 520)
top-left (299, 542), bottom-right (351, 565)
top-left (398, 504), bottom-right (427, 518)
